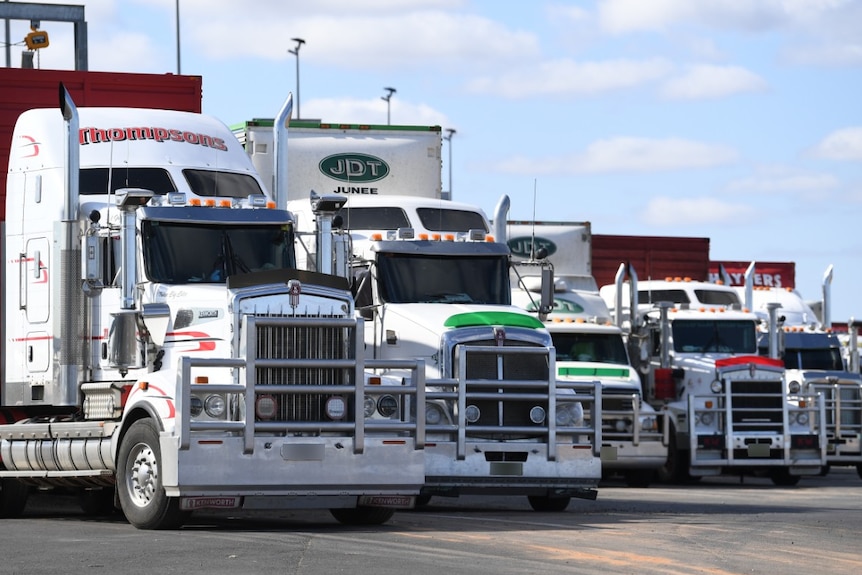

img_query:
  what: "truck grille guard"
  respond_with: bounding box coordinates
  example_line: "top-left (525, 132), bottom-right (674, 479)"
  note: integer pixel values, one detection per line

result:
top-left (688, 379), bottom-right (826, 467)
top-left (597, 390), bottom-right (668, 446)
top-left (175, 315), bottom-right (424, 454)
top-left (808, 378), bottom-right (862, 461)
top-left (426, 344), bottom-right (601, 460)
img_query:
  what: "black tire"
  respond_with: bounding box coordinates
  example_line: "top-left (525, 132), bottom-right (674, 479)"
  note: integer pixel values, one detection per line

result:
top-left (770, 469), bottom-right (801, 487)
top-left (414, 494), bottom-right (432, 507)
top-left (527, 495), bottom-right (571, 512)
top-left (657, 427), bottom-right (692, 484)
top-left (0, 478), bottom-right (29, 518)
top-left (819, 465), bottom-right (831, 477)
top-left (624, 469), bottom-right (655, 488)
top-left (857, 463), bottom-right (862, 481)
top-left (330, 506), bottom-right (396, 525)
top-left (79, 487), bottom-right (117, 516)
top-left (117, 419), bottom-right (187, 529)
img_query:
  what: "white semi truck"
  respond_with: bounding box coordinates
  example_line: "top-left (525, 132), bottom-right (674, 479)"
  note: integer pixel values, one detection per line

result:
top-left (234, 119), bottom-right (602, 509)
top-left (601, 265), bottom-right (826, 485)
top-left (737, 263), bottom-right (862, 479)
top-left (0, 88), bottom-right (425, 529)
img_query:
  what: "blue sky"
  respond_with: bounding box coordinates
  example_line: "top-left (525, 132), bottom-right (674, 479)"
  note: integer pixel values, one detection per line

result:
top-left (4, 0), bottom-right (862, 320)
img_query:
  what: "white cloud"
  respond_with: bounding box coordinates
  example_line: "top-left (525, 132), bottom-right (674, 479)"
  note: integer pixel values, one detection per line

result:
top-left (661, 65), bottom-right (767, 100)
top-left (497, 137), bottom-right (738, 175)
top-left (181, 6), bottom-right (538, 68)
top-left (642, 196), bottom-right (756, 226)
top-left (467, 58), bottom-right (674, 98)
top-left (596, 0), bottom-right (851, 34)
top-left (813, 127), bottom-right (862, 161)
top-left (727, 173), bottom-right (840, 193)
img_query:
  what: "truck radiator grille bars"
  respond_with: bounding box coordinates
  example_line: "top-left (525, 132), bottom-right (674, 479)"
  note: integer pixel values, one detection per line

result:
top-left (729, 380), bottom-right (784, 433)
top-left (176, 315), bottom-right (423, 454)
top-left (254, 317), bottom-right (350, 421)
top-left (458, 340), bottom-right (549, 432)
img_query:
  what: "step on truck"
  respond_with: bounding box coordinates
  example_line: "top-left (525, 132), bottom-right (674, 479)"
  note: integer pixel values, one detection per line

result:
top-left (234, 119), bottom-right (603, 511)
top-left (601, 264), bottom-right (826, 485)
top-left (0, 87), bottom-right (425, 529)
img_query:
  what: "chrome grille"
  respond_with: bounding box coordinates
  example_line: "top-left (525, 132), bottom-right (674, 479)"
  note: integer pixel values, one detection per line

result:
top-left (729, 379), bottom-right (784, 432)
top-left (454, 340), bottom-right (548, 431)
top-left (254, 316), bottom-right (353, 422)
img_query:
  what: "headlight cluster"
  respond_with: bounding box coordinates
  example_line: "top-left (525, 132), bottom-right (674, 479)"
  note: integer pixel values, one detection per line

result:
top-left (190, 393), bottom-right (228, 419)
top-left (788, 380), bottom-right (802, 394)
top-left (640, 416), bottom-right (658, 432)
top-left (556, 402), bottom-right (583, 427)
top-left (695, 411), bottom-right (715, 426)
top-left (364, 394), bottom-right (400, 419)
top-left (789, 410), bottom-right (810, 426)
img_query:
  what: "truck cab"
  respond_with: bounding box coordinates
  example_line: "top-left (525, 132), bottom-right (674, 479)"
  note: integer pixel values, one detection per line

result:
top-left (601, 268), bottom-right (825, 485)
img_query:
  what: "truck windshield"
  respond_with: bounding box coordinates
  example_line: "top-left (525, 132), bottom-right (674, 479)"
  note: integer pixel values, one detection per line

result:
top-left (672, 319), bottom-right (757, 354)
top-left (779, 347), bottom-right (845, 371)
top-left (142, 221), bottom-right (295, 284)
top-left (552, 333), bottom-right (629, 364)
top-left (376, 253), bottom-right (510, 304)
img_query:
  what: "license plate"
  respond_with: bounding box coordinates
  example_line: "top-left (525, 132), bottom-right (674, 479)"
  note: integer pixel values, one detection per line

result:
top-left (358, 495), bottom-right (415, 508)
top-left (180, 496), bottom-right (241, 511)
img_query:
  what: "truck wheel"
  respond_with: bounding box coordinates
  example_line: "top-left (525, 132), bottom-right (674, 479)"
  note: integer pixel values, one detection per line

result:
top-left (857, 463), bottom-right (862, 481)
top-left (656, 428), bottom-right (692, 484)
top-left (0, 478), bottom-right (29, 518)
top-left (79, 487), bottom-right (116, 516)
top-left (330, 507), bottom-right (396, 525)
top-left (527, 495), bottom-right (571, 512)
top-left (117, 419), bottom-right (186, 529)
top-left (769, 469), bottom-right (801, 487)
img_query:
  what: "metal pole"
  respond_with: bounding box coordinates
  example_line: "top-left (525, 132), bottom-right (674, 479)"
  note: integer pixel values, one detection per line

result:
top-left (381, 87), bottom-right (396, 125)
top-left (444, 128), bottom-right (456, 199)
top-left (4, 0), bottom-right (10, 68)
top-left (175, 0), bottom-right (181, 74)
top-left (289, 38), bottom-right (305, 119)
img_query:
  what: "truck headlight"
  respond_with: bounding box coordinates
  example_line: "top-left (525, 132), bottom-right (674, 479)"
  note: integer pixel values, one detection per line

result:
top-left (326, 396), bottom-right (346, 420)
top-left (792, 411), bottom-right (809, 426)
top-left (377, 394), bottom-right (399, 417)
top-left (788, 380), bottom-right (801, 394)
top-left (641, 416), bottom-right (658, 432)
top-left (425, 402), bottom-right (446, 425)
top-left (530, 406), bottom-right (547, 424)
top-left (556, 402), bottom-right (582, 427)
top-left (190, 395), bottom-right (204, 417)
top-left (256, 394), bottom-right (277, 420)
top-left (364, 396), bottom-right (377, 418)
top-left (464, 404), bottom-right (481, 423)
top-left (204, 394), bottom-right (227, 419)
top-left (710, 380), bottom-right (723, 394)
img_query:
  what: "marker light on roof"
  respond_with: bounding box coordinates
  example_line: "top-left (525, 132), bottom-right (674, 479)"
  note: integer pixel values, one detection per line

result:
top-left (168, 192), bottom-right (186, 205)
top-left (218, 199), bottom-right (232, 208)
top-left (190, 198), bottom-right (201, 206)
top-left (247, 194), bottom-right (268, 207)
top-left (204, 199), bottom-right (216, 207)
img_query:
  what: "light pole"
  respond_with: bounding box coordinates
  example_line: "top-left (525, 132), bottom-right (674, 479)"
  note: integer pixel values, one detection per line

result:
top-left (444, 128), bottom-right (456, 200)
top-left (381, 87), bottom-right (396, 125)
top-left (175, 0), bottom-right (181, 74)
top-left (289, 38), bottom-right (305, 119)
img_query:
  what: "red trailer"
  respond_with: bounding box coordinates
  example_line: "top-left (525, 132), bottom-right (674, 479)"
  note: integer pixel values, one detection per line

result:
top-left (591, 234), bottom-right (710, 289)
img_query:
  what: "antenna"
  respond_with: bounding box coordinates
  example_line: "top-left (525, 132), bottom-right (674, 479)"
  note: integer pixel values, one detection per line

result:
top-left (530, 179), bottom-right (537, 260)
